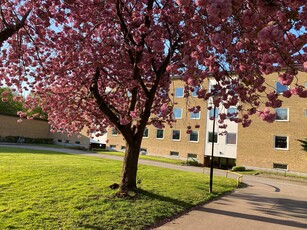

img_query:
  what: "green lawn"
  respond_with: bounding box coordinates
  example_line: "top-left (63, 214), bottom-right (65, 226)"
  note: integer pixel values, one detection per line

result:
top-left (0, 147), bottom-right (236, 230)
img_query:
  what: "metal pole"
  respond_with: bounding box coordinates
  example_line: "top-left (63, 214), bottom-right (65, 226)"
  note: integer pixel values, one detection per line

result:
top-left (209, 104), bottom-right (216, 193)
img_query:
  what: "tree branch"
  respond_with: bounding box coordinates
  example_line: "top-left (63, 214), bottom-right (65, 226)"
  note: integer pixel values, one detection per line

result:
top-left (0, 9), bottom-right (31, 46)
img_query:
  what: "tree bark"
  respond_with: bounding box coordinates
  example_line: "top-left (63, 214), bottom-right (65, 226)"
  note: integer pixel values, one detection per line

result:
top-left (118, 136), bottom-right (142, 195)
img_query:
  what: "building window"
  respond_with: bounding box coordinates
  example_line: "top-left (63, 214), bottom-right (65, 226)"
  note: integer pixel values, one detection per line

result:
top-left (275, 108), bottom-right (288, 121)
top-left (209, 108), bottom-right (219, 118)
top-left (65, 140), bottom-right (70, 143)
top-left (192, 86), bottom-right (200, 97)
top-left (143, 128), bottom-right (149, 138)
top-left (75, 141), bottom-right (80, 144)
top-left (170, 151), bottom-right (179, 157)
top-left (227, 108), bottom-right (238, 118)
top-left (140, 148), bottom-right (147, 155)
top-left (156, 129), bottom-right (164, 139)
top-left (190, 111), bottom-right (200, 119)
top-left (274, 136), bottom-right (288, 150)
top-left (273, 163), bottom-right (288, 170)
top-left (110, 145), bottom-right (116, 149)
top-left (208, 132), bottom-right (218, 143)
top-left (226, 133), bottom-right (237, 145)
top-left (304, 109), bottom-right (307, 117)
top-left (175, 87), bottom-right (184, 98)
top-left (173, 108), bottom-right (183, 119)
top-left (276, 82), bottom-right (288, 93)
top-left (111, 128), bottom-right (118, 136)
top-left (172, 130), bottom-right (181, 141)
top-left (189, 131), bottom-right (199, 142)
top-left (188, 153), bottom-right (198, 159)
top-left (57, 139), bottom-right (62, 143)
top-left (121, 146), bottom-right (126, 150)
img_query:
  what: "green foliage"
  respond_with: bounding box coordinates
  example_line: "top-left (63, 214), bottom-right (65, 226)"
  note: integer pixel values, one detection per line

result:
top-left (298, 139), bottom-right (307, 151)
top-left (0, 87), bottom-right (23, 115)
top-left (0, 147), bottom-right (236, 229)
top-left (0, 87), bottom-right (47, 118)
top-left (231, 166), bottom-right (246, 172)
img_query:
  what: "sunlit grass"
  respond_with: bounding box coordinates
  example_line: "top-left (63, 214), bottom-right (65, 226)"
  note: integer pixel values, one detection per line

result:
top-left (0, 147), bottom-right (236, 229)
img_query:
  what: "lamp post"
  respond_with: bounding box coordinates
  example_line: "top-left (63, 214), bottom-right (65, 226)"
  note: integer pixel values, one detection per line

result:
top-left (209, 98), bottom-right (216, 193)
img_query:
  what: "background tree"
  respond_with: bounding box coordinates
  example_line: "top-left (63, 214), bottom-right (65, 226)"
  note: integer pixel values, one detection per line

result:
top-left (0, 87), bottom-right (23, 114)
top-left (1, 0), bottom-right (307, 195)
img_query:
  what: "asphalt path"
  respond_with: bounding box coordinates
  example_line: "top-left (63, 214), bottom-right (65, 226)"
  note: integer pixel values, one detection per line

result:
top-left (1, 144), bottom-right (307, 230)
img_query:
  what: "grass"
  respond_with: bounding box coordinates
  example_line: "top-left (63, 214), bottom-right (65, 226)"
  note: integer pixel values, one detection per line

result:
top-left (0, 147), bottom-right (236, 230)
top-left (96, 150), bottom-right (186, 165)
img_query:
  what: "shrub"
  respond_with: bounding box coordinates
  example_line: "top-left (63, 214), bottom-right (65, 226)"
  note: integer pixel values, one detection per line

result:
top-left (232, 166), bottom-right (246, 172)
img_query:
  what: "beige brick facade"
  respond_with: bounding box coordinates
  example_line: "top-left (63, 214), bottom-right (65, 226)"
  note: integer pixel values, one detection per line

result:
top-left (107, 79), bottom-right (209, 164)
top-left (237, 72), bottom-right (307, 174)
top-left (0, 114), bottom-right (51, 139)
top-left (0, 113), bottom-right (91, 148)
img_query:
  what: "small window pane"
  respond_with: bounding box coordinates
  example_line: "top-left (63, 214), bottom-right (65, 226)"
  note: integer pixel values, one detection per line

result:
top-left (192, 86), bottom-right (200, 97)
top-left (275, 136), bottom-right (288, 149)
top-left (111, 128), bottom-right (118, 136)
top-left (175, 88), bottom-right (184, 97)
top-left (143, 128), bottom-right (149, 137)
top-left (227, 108), bottom-right (238, 118)
top-left (209, 108), bottom-right (219, 118)
top-left (304, 109), bottom-right (307, 117)
top-left (276, 82), bottom-right (288, 93)
top-left (189, 131), bottom-right (199, 142)
top-left (110, 145), bottom-right (116, 149)
top-left (208, 132), bottom-right (218, 143)
top-left (170, 151), bottom-right (179, 157)
top-left (275, 108), bottom-right (288, 121)
top-left (172, 130), bottom-right (180, 140)
top-left (75, 141), bottom-right (80, 144)
top-left (226, 133), bottom-right (237, 144)
top-left (273, 163), bottom-right (288, 170)
top-left (173, 108), bottom-right (182, 119)
top-left (188, 153), bottom-right (197, 159)
top-left (190, 111), bottom-right (200, 119)
top-left (156, 129), bottom-right (164, 139)
top-left (121, 146), bottom-right (126, 150)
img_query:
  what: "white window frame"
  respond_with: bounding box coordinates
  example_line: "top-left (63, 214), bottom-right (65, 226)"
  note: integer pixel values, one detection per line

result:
top-left (173, 108), bottom-right (183, 119)
top-left (275, 82), bottom-right (288, 94)
top-left (111, 128), bottom-right (118, 136)
top-left (274, 135), bottom-right (289, 150)
top-left (190, 111), bottom-right (201, 120)
top-left (209, 108), bottom-right (219, 118)
top-left (170, 151), bottom-right (179, 157)
top-left (189, 130), bottom-right (199, 143)
top-left (208, 132), bottom-right (218, 143)
top-left (175, 87), bottom-right (184, 98)
top-left (227, 108), bottom-right (238, 119)
top-left (156, 129), bottom-right (164, 140)
top-left (192, 86), bottom-right (200, 97)
top-left (172, 130), bottom-right (181, 141)
top-left (275, 108), bottom-right (289, 121)
top-left (226, 133), bottom-right (237, 145)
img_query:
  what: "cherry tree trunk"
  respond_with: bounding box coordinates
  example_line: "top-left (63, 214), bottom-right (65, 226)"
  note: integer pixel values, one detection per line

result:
top-left (118, 137), bottom-right (142, 194)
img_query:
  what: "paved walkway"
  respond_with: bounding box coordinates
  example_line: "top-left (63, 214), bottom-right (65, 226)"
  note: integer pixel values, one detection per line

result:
top-left (1, 144), bottom-right (307, 230)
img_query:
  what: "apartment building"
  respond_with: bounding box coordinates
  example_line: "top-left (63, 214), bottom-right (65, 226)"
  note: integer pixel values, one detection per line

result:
top-left (237, 72), bottom-right (307, 175)
top-left (107, 71), bottom-right (307, 174)
top-left (107, 78), bottom-right (238, 168)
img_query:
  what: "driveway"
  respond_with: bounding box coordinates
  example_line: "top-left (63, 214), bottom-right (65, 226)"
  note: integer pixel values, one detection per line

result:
top-left (1, 144), bottom-right (307, 230)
